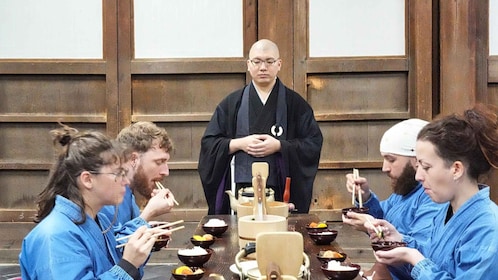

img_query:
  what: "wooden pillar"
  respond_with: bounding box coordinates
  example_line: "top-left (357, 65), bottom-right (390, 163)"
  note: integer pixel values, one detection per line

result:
top-left (439, 0), bottom-right (488, 115)
top-left (408, 0), bottom-right (433, 120)
top-left (257, 0), bottom-right (294, 89)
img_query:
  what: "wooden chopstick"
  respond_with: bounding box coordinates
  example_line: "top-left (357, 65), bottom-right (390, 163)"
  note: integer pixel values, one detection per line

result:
top-left (353, 168), bottom-right (363, 208)
top-left (351, 168), bottom-right (356, 206)
top-left (116, 225), bottom-right (185, 249)
top-left (155, 181), bottom-right (180, 206)
top-left (116, 219), bottom-right (184, 242)
top-left (149, 219), bottom-right (184, 231)
top-left (151, 225), bottom-right (184, 238)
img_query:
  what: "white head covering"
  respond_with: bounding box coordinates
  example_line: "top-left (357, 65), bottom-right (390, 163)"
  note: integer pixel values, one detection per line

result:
top-left (379, 118), bottom-right (429, 157)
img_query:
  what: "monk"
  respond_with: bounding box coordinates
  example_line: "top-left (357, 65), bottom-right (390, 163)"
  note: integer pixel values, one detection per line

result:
top-left (198, 39), bottom-right (323, 214)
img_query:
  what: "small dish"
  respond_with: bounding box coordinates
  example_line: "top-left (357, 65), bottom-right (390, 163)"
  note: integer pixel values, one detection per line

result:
top-left (371, 241), bottom-right (407, 251)
top-left (316, 251), bottom-right (347, 264)
top-left (341, 207), bottom-right (369, 216)
top-left (308, 229), bottom-right (338, 245)
top-left (177, 248), bottom-right (213, 267)
top-left (305, 222), bottom-right (328, 233)
top-left (202, 224), bottom-right (228, 236)
top-left (190, 236), bottom-right (216, 248)
top-left (171, 267), bottom-right (204, 280)
top-left (320, 263), bottom-right (361, 280)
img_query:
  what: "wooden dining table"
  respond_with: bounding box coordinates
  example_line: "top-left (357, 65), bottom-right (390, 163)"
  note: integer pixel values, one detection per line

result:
top-left (145, 214), bottom-right (379, 280)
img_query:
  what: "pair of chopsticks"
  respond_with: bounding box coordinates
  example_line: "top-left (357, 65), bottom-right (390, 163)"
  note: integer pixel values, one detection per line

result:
top-left (155, 181), bottom-right (180, 206)
top-left (115, 220), bottom-right (185, 248)
top-left (352, 168), bottom-right (363, 208)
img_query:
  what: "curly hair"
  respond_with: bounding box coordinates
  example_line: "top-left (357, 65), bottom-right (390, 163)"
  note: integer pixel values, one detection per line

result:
top-left (117, 121), bottom-right (173, 153)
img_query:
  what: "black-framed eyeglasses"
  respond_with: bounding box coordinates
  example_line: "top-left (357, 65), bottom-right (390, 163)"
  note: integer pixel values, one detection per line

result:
top-left (89, 169), bottom-right (128, 182)
top-left (249, 58), bottom-right (279, 67)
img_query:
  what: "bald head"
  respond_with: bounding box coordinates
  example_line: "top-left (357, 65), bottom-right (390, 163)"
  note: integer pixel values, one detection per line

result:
top-left (249, 39), bottom-right (280, 59)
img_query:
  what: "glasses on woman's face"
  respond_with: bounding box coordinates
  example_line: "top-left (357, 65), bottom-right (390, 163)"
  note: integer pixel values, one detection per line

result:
top-left (90, 169), bottom-right (128, 182)
top-left (249, 58), bottom-right (279, 67)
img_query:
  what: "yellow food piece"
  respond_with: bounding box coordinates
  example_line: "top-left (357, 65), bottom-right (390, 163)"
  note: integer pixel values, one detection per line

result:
top-left (193, 235), bottom-right (205, 241)
top-left (317, 222), bottom-right (327, 228)
top-left (202, 234), bottom-right (214, 241)
top-left (175, 266), bottom-right (193, 275)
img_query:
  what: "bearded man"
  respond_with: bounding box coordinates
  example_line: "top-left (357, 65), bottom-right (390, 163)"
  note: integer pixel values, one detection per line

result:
top-left (100, 121), bottom-right (176, 234)
top-left (343, 119), bottom-right (444, 280)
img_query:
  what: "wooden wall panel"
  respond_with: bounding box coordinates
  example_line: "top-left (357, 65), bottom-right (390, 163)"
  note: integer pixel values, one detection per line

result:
top-left (0, 75), bottom-right (106, 116)
top-left (319, 121), bottom-right (395, 164)
top-left (153, 122), bottom-right (205, 163)
top-left (162, 170), bottom-right (207, 210)
top-left (0, 171), bottom-right (48, 209)
top-left (490, 57), bottom-right (498, 83)
top-left (308, 73), bottom-right (408, 114)
top-left (131, 74), bottom-right (245, 118)
top-left (0, 123), bottom-right (106, 165)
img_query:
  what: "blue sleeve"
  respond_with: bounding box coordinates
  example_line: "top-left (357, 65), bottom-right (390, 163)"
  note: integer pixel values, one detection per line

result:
top-left (19, 231), bottom-right (134, 280)
top-left (361, 191), bottom-right (384, 219)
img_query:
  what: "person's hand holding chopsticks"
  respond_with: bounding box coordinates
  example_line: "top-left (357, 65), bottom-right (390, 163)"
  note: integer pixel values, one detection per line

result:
top-left (116, 220), bottom-right (185, 249)
top-left (345, 172), bottom-right (372, 204)
top-left (140, 187), bottom-right (177, 222)
top-left (121, 225), bottom-right (156, 269)
top-left (364, 218), bottom-right (402, 242)
top-left (342, 211), bottom-right (375, 234)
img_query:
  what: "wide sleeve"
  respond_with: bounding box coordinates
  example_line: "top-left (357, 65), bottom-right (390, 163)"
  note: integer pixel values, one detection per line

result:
top-left (401, 194), bottom-right (442, 251)
top-left (359, 191), bottom-right (384, 219)
top-left (198, 102), bottom-right (233, 214)
top-left (279, 94), bottom-right (323, 213)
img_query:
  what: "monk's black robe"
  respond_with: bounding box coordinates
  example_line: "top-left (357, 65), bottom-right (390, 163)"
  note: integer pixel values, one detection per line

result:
top-left (198, 78), bottom-right (323, 214)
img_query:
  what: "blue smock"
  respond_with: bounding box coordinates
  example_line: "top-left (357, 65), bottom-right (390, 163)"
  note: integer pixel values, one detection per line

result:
top-left (410, 186), bottom-right (498, 279)
top-left (100, 186), bottom-right (148, 240)
top-left (100, 186), bottom-right (149, 276)
top-left (19, 195), bottom-right (133, 280)
top-left (361, 183), bottom-right (444, 280)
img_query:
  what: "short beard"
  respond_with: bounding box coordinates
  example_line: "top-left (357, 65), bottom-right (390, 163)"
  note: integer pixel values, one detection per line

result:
top-left (392, 163), bottom-right (418, 196)
top-left (130, 165), bottom-right (153, 199)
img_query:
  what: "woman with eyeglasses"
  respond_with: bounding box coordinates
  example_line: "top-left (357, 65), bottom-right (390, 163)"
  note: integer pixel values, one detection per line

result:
top-left (366, 104), bottom-right (498, 279)
top-left (19, 124), bottom-right (156, 280)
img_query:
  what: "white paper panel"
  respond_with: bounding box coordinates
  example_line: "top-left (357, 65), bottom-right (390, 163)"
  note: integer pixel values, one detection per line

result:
top-left (0, 0), bottom-right (102, 59)
top-left (134, 0), bottom-right (243, 58)
top-left (309, 0), bottom-right (405, 57)
top-left (491, 0), bottom-right (498, 55)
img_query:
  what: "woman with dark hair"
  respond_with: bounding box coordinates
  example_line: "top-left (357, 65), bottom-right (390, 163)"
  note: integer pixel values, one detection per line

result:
top-left (367, 104), bottom-right (498, 279)
top-left (19, 124), bottom-right (157, 280)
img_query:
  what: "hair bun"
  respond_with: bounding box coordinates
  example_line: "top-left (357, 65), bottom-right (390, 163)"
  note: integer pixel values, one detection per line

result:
top-left (464, 109), bottom-right (485, 132)
top-left (59, 134), bottom-right (72, 146)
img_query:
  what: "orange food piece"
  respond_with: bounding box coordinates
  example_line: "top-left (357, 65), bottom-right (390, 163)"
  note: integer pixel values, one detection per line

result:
top-left (309, 222), bottom-right (318, 228)
top-left (322, 250), bottom-right (343, 258)
top-left (175, 266), bottom-right (194, 275)
top-left (331, 251), bottom-right (343, 258)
